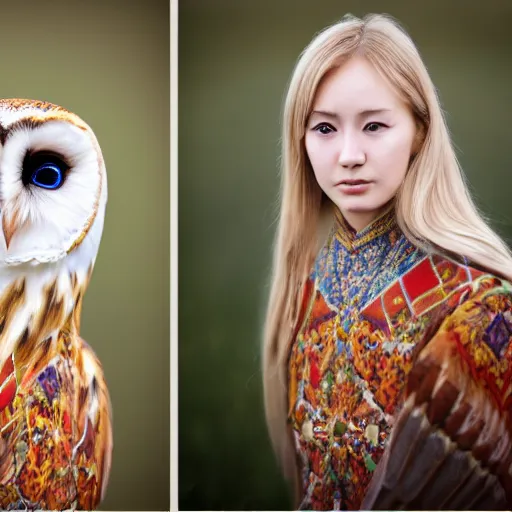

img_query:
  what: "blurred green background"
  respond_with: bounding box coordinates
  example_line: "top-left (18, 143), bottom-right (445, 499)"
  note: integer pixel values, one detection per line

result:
top-left (179, 0), bottom-right (512, 510)
top-left (0, 0), bottom-right (170, 510)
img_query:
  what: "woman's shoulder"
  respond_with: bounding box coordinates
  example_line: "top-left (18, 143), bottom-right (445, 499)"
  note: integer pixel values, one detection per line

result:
top-left (431, 259), bottom-right (512, 376)
top-left (411, 253), bottom-right (512, 314)
top-left (356, 252), bottom-right (510, 333)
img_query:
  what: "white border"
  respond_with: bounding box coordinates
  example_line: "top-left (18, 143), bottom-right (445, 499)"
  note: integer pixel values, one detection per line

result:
top-left (170, 0), bottom-right (178, 510)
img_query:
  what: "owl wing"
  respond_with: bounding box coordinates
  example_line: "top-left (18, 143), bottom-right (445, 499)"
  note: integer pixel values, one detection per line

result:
top-left (72, 337), bottom-right (113, 510)
top-left (361, 287), bottom-right (512, 510)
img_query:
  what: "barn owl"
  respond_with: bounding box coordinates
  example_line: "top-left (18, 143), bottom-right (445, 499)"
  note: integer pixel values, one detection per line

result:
top-left (0, 99), bottom-right (112, 510)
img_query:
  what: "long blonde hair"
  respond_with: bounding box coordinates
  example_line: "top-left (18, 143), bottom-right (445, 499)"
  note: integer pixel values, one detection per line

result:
top-left (262, 12), bottom-right (512, 494)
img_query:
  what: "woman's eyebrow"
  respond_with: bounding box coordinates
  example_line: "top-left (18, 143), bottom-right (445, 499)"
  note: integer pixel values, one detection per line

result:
top-left (309, 110), bottom-right (340, 121)
top-left (358, 108), bottom-right (392, 118)
top-left (309, 108), bottom-right (392, 122)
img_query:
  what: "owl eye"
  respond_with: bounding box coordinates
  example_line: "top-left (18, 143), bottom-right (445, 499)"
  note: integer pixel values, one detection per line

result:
top-left (31, 163), bottom-right (63, 189)
top-left (22, 152), bottom-right (68, 190)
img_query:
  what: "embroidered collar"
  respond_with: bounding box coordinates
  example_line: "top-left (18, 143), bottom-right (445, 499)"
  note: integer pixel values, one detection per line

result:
top-left (334, 205), bottom-right (397, 251)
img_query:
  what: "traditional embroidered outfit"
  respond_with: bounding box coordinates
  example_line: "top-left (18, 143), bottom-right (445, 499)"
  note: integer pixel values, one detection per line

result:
top-left (288, 208), bottom-right (512, 510)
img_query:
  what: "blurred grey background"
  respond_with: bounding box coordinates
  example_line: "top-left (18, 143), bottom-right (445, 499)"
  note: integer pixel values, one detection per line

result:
top-left (0, 0), bottom-right (170, 510)
top-left (179, 0), bottom-right (512, 509)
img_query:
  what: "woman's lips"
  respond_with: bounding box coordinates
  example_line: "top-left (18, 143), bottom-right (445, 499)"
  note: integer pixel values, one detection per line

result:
top-left (337, 179), bottom-right (373, 194)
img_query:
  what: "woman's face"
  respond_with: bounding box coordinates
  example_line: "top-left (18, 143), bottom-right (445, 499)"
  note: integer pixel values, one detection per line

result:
top-left (305, 56), bottom-right (418, 231)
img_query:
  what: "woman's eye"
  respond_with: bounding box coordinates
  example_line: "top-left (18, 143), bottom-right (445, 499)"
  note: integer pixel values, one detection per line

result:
top-left (22, 152), bottom-right (68, 190)
top-left (364, 122), bottom-right (386, 133)
top-left (313, 123), bottom-right (335, 135)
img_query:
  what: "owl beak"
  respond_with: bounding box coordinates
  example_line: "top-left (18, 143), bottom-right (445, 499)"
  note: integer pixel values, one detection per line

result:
top-left (2, 210), bottom-right (19, 251)
top-left (2, 216), bottom-right (13, 250)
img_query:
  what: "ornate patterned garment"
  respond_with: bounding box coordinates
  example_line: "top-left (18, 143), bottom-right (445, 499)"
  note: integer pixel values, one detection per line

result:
top-left (288, 208), bottom-right (512, 510)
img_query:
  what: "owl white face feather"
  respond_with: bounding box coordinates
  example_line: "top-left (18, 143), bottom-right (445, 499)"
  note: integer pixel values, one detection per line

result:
top-left (0, 99), bottom-right (106, 268)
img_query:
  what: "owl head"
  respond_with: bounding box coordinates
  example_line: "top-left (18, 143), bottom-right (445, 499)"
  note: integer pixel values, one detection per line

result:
top-left (0, 99), bottom-right (107, 270)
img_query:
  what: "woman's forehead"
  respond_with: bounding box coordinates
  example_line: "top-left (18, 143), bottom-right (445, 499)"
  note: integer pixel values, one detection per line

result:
top-left (311, 57), bottom-right (407, 114)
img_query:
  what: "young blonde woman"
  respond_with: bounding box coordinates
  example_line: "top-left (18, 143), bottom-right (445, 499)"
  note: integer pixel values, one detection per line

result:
top-left (262, 13), bottom-right (512, 511)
